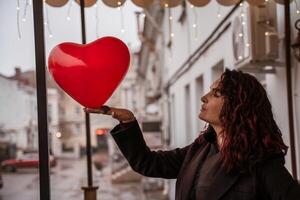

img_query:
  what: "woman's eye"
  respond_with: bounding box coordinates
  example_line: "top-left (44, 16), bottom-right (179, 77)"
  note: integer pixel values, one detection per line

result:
top-left (212, 90), bottom-right (222, 97)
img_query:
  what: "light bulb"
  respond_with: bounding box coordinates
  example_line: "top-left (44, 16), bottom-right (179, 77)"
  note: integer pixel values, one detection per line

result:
top-left (192, 24), bottom-right (197, 28)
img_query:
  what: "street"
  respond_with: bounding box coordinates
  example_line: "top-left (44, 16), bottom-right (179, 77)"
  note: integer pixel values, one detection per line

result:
top-left (0, 158), bottom-right (146, 200)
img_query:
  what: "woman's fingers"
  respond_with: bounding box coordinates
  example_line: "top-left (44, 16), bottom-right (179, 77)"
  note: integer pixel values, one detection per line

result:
top-left (84, 106), bottom-right (135, 122)
top-left (83, 105), bottom-right (113, 115)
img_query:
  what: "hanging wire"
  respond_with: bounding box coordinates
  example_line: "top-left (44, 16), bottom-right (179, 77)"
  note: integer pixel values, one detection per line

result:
top-left (16, 0), bottom-right (21, 39)
top-left (94, 2), bottom-right (100, 38)
top-left (66, 0), bottom-right (73, 20)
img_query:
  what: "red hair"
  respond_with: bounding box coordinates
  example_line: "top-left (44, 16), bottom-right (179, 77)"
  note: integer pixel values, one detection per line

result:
top-left (215, 69), bottom-right (287, 172)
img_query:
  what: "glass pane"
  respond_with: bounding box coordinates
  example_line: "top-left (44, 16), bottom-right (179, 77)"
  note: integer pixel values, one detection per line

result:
top-left (0, 1), bottom-right (39, 199)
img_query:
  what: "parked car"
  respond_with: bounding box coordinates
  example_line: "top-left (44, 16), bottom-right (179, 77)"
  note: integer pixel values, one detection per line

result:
top-left (1, 153), bottom-right (57, 172)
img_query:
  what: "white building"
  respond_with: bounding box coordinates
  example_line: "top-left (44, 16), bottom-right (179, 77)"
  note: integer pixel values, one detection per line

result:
top-left (138, 1), bottom-right (300, 199)
top-left (0, 74), bottom-right (38, 154)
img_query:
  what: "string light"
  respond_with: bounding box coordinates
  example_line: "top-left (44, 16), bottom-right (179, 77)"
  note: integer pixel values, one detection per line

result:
top-left (16, 0), bottom-right (21, 39)
top-left (217, 5), bottom-right (221, 18)
top-left (66, 0), bottom-right (73, 21)
top-left (239, 3), bottom-right (243, 7)
top-left (22, 0), bottom-right (30, 22)
top-left (95, 1), bottom-right (100, 38)
top-left (120, 5), bottom-right (125, 34)
top-left (192, 7), bottom-right (198, 41)
top-left (295, 0), bottom-right (300, 15)
top-left (44, 3), bottom-right (53, 38)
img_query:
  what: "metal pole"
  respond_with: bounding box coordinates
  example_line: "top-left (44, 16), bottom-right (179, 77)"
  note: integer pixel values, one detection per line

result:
top-left (32, 0), bottom-right (50, 199)
top-left (79, 0), bottom-right (98, 199)
top-left (284, 0), bottom-right (297, 179)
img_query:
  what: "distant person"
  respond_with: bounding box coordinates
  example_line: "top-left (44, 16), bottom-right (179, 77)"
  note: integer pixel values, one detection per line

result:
top-left (85, 69), bottom-right (300, 199)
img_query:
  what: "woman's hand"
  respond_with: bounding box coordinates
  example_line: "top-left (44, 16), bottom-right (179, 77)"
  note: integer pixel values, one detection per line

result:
top-left (84, 105), bottom-right (136, 123)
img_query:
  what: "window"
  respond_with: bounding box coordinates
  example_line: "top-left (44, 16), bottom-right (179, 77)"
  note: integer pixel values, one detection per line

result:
top-left (185, 84), bottom-right (192, 144)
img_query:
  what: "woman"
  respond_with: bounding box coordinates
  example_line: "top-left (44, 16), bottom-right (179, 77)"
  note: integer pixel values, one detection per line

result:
top-left (85, 69), bottom-right (300, 200)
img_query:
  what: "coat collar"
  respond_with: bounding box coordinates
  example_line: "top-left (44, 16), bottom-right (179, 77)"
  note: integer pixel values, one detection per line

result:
top-left (176, 127), bottom-right (241, 200)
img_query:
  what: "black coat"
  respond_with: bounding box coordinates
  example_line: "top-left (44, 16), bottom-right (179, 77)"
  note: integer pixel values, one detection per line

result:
top-left (110, 120), bottom-right (300, 200)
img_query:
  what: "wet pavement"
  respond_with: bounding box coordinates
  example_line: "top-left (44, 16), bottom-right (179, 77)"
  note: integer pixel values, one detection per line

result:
top-left (0, 158), bottom-right (147, 200)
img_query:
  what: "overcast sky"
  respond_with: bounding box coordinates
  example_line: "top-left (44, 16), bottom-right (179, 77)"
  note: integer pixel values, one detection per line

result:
top-left (0, 0), bottom-right (141, 76)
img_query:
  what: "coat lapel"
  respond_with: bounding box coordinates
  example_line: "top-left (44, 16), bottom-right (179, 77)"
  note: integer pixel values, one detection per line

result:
top-left (176, 142), bottom-right (211, 200)
top-left (205, 166), bottom-right (241, 199)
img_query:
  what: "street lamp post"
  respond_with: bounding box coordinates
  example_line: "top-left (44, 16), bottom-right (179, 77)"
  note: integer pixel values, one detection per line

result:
top-left (79, 0), bottom-right (99, 199)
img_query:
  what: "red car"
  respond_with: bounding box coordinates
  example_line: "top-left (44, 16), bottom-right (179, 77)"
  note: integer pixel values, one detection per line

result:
top-left (1, 153), bottom-right (57, 172)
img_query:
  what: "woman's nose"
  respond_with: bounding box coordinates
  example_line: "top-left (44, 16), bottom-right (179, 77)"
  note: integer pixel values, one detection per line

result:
top-left (201, 95), bottom-right (207, 103)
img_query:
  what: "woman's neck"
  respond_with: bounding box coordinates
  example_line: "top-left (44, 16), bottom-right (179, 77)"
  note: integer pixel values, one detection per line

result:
top-left (211, 125), bottom-right (224, 148)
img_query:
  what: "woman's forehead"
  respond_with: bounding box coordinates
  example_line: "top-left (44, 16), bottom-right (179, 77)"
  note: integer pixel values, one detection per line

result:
top-left (210, 79), bottom-right (221, 89)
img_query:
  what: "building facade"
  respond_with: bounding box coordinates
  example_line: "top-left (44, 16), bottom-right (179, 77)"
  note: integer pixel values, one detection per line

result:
top-left (138, 1), bottom-right (300, 199)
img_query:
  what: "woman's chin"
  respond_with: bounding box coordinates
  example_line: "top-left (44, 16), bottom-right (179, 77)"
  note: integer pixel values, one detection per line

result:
top-left (198, 113), bottom-right (205, 120)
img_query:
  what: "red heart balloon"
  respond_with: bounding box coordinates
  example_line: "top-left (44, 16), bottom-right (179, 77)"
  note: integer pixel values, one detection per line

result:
top-left (48, 37), bottom-right (130, 109)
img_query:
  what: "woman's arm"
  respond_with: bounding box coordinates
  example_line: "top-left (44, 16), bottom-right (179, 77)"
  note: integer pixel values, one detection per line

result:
top-left (259, 157), bottom-right (300, 200)
top-left (84, 106), bottom-right (191, 179)
top-left (110, 120), bottom-right (190, 179)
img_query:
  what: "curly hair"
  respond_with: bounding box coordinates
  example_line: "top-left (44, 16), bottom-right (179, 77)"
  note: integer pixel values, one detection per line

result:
top-left (216, 69), bottom-right (288, 173)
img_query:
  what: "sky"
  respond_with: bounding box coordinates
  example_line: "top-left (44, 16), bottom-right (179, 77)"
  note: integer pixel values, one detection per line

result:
top-left (0, 0), bottom-right (141, 76)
